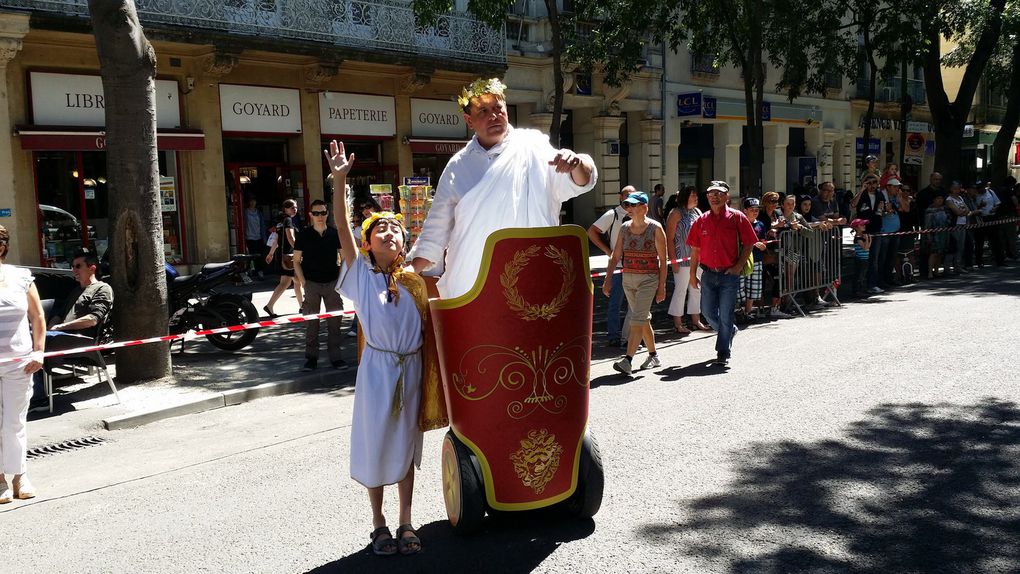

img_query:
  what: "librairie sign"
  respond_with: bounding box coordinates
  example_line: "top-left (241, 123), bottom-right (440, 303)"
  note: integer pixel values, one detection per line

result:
top-left (220, 84), bottom-right (301, 133)
top-left (30, 72), bottom-right (181, 128)
top-left (411, 99), bottom-right (467, 138)
top-left (319, 93), bottom-right (395, 137)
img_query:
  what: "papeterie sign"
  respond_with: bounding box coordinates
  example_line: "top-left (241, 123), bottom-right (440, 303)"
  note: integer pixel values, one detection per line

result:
top-left (319, 93), bottom-right (395, 137)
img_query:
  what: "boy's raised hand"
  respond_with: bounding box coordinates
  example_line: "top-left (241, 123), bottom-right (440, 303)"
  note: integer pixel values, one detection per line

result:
top-left (324, 140), bottom-right (355, 177)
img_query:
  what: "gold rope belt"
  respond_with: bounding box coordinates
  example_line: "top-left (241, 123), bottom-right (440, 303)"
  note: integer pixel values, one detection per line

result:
top-left (363, 341), bottom-right (422, 417)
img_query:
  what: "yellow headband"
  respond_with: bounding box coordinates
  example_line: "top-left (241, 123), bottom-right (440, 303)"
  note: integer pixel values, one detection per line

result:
top-left (458, 78), bottom-right (507, 112)
top-left (360, 211), bottom-right (404, 256)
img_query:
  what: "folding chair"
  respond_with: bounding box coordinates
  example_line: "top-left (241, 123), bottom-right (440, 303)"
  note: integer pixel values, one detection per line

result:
top-left (41, 314), bottom-right (120, 413)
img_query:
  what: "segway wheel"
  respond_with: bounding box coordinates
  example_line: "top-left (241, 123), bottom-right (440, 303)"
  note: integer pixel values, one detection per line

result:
top-left (442, 431), bottom-right (486, 534)
top-left (564, 432), bottom-right (604, 518)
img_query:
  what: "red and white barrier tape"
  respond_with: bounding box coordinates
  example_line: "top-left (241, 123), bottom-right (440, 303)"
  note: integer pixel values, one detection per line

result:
top-left (868, 215), bottom-right (1019, 237)
top-left (5, 217), bottom-right (1016, 364)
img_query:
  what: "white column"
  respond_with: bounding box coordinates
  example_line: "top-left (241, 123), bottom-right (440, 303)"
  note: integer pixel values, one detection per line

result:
top-left (762, 124), bottom-right (789, 194)
top-left (0, 12), bottom-right (29, 263)
top-left (592, 115), bottom-right (627, 209)
top-left (663, 118), bottom-right (680, 194)
top-left (713, 122), bottom-right (742, 192)
top-left (637, 118), bottom-right (663, 192)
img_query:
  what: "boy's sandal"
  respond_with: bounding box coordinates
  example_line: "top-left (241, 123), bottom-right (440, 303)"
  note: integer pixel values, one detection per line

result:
top-left (370, 526), bottom-right (398, 556)
top-left (396, 524), bottom-right (422, 555)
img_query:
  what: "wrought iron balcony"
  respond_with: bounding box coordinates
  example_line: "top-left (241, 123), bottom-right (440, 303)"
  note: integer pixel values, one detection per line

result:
top-left (854, 76), bottom-right (927, 106)
top-left (5, 0), bottom-right (506, 64)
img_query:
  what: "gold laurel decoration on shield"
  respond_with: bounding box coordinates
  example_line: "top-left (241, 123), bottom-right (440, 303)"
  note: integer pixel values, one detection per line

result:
top-left (510, 428), bottom-right (563, 494)
top-left (501, 244), bottom-right (574, 321)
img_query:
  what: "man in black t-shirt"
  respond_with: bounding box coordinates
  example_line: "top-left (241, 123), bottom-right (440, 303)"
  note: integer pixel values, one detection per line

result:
top-left (916, 172), bottom-right (944, 278)
top-left (294, 199), bottom-right (346, 372)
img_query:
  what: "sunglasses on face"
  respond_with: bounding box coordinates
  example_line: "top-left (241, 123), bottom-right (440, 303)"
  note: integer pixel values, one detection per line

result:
top-left (310, 210), bottom-right (328, 216)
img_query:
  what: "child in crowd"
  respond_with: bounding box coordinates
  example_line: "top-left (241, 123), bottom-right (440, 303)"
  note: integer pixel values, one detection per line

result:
top-left (924, 194), bottom-right (951, 276)
top-left (851, 218), bottom-right (872, 295)
top-left (326, 139), bottom-right (426, 557)
top-left (740, 198), bottom-right (768, 319)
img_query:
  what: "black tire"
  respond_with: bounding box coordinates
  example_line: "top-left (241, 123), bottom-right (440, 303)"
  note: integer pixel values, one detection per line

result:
top-left (203, 294), bottom-right (259, 351)
top-left (564, 431), bottom-right (604, 518)
top-left (441, 431), bottom-right (486, 534)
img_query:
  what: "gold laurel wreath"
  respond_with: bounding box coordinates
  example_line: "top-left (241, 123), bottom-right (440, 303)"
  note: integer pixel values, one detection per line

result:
top-left (501, 245), bottom-right (574, 321)
top-left (457, 78), bottom-right (507, 111)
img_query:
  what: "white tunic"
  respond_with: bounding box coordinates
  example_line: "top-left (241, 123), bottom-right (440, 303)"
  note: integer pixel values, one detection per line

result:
top-left (336, 253), bottom-right (423, 488)
top-left (407, 127), bottom-right (597, 299)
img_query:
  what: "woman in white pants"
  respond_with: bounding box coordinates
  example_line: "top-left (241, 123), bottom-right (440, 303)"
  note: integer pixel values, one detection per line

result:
top-left (0, 225), bottom-right (46, 503)
top-left (665, 187), bottom-right (709, 333)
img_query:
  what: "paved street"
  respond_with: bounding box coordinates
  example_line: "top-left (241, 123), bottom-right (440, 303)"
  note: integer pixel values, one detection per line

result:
top-left (5, 267), bottom-right (1020, 573)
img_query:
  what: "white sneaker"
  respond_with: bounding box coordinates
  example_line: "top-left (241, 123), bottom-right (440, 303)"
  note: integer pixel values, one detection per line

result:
top-left (612, 357), bottom-right (633, 375)
top-left (770, 307), bottom-right (793, 319)
top-left (0, 480), bottom-right (11, 504)
top-left (867, 286), bottom-right (884, 294)
top-left (640, 355), bottom-right (661, 369)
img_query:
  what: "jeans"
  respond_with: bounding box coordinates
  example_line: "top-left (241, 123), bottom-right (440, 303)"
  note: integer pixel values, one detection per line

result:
top-left (867, 236), bottom-right (889, 288)
top-left (699, 268), bottom-right (740, 359)
top-left (605, 272), bottom-right (625, 341)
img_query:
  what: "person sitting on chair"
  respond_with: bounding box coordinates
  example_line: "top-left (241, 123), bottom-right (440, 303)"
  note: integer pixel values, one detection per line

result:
top-left (31, 247), bottom-right (113, 408)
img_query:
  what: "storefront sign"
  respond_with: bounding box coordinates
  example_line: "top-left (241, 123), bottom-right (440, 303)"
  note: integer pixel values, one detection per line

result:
top-left (677, 93), bottom-right (702, 117)
top-left (702, 97), bottom-right (717, 119)
top-left (220, 84), bottom-right (301, 133)
top-left (408, 139), bottom-right (467, 155)
top-left (403, 176), bottom-right (430, 186)
top-left (907, 121), bottom-right (931, 133)
top-left (319, 93), bottom-right (395, 137)
top-left (29, 72), bottom-right (181, 128)
top-left (855, 137), bottom-right (881, 154)
top-left (411, 99), bottom-right (468, 138)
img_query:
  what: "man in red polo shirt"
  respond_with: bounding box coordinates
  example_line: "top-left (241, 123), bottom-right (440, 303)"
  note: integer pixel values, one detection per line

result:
top-left (686, 180), bottom-right (758, 366)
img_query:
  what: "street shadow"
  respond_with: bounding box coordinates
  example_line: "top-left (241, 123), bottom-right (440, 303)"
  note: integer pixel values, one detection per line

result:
top-left (639, 398), bottom-right (1020, 573)
top-left (655, 362), bottom-right (729, 381)
top-left (309, 510), bottom-right (596, 574)
top-left (916, 265), bottom-right (1020, 298)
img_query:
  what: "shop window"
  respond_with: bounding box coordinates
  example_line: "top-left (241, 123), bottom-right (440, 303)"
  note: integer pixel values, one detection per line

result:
top-left (36, 150), bottom-right (186, 267)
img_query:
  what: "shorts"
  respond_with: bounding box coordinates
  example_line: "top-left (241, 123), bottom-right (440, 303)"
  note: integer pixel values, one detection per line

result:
top-left (741, 261), bottom-right (763, 301)
top-left (622, 272), bottom-right (658, 326)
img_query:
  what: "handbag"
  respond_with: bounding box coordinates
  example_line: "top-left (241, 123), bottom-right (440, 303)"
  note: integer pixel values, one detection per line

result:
top-left (281, 253), bottom-right (295, 271)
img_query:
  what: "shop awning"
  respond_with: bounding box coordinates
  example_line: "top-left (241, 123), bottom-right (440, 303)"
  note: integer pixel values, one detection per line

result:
top-left (408, 138), bottom-right (469, 155)
top-left (15, 126), bottom-right (206, 151)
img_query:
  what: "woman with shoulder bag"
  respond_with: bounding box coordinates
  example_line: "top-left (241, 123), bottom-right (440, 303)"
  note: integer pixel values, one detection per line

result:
top-left (264, 200), bottom-right (304, 317)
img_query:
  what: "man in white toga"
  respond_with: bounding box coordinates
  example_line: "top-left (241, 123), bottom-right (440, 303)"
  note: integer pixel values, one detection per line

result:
top-left (407, 78), bottom-right (598, 299)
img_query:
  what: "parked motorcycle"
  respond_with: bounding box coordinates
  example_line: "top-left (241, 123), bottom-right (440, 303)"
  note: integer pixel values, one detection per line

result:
top-left (167, 255), bottom-right (260, 351)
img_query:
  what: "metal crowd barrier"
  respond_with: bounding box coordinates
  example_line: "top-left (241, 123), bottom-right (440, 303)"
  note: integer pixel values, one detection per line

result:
top-left (777, 226), bottom-right (843, 316)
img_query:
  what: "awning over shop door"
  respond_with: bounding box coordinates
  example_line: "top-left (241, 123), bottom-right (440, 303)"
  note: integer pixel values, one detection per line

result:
top-left (15, 126), bottom-right (205, 151)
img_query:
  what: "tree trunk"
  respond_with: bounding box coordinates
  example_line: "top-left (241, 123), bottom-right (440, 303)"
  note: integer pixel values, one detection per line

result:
top-left (89, 0), bottom-right (171, 382)
top-left (923, 0), bottom-right (1006, 183)
top-left (898, 56), bottom-right (908, 169)
top-left (741, 6), bottom-right (765, 198)
top-left (991, 38), bottom-right (1020, 187)
top-left (545, 0), bottom-right (563, 147)
top-left (861, 27), bottom-right (878, 173)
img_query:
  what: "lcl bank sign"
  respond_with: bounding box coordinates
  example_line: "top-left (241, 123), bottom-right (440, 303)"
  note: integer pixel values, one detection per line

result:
top-left (220, 84), bottom-right (302, 133)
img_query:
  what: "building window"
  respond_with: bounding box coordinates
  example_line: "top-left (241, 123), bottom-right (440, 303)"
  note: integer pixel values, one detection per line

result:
top-left (691, 53), bottom-right (720, 77)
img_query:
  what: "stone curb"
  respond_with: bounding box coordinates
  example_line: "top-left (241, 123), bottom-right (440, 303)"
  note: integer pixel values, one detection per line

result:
top-left (102, 371), bottom-right (355, 430)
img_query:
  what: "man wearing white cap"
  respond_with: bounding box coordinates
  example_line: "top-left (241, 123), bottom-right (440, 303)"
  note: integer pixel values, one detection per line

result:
top-left (685, 180), bottom-right (758, 367)
top-left (407, 78), bottom-right (598, 299)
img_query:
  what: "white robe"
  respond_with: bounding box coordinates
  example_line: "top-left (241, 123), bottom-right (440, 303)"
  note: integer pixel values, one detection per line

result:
top-left (336, 253), bottom-right (423, 488)
top-left (407, 127), bottom-right (598, 299)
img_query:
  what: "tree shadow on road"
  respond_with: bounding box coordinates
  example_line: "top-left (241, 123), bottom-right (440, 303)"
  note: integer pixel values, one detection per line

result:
top-left (309, 510), bottom-right (595, 574)
top-left (916, 266), bottom-right (1020, 298)
top-left (639, 398), bottom-right (1020, 573)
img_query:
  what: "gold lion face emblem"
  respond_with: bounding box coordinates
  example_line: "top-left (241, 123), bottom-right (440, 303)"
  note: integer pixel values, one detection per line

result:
top-left (510, 429), bottom-right (563, 494)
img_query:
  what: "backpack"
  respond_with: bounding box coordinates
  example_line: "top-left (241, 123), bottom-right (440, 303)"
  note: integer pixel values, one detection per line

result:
top-left (601, 207), bottom-right (631, 250)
